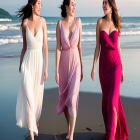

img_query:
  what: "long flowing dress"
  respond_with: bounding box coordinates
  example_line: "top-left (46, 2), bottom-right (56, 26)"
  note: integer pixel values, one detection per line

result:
top-left (57, 18), bottom-right (81, 117)
top-left (16, 18), bottom-right (44, 135)
top-left (99, 30), bottom-right (129, 140)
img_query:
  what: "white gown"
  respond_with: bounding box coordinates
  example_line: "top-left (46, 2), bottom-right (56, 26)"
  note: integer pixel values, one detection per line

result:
top-left (16, 18), bottom-right (44, 135)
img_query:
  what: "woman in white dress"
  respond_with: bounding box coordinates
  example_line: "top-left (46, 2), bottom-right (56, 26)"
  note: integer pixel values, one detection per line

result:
top-left (16, 0), bottom-right (48, 140)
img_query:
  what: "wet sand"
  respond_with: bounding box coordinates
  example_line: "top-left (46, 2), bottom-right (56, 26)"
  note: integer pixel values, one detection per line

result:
top-left (28, 88), bottom-right (140, 140)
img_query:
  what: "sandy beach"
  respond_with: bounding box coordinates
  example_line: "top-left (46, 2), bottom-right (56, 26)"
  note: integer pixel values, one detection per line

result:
top-left (0, 48), bottom-right (140, 140)
top-left (24, 88), bottom-right (140, 140)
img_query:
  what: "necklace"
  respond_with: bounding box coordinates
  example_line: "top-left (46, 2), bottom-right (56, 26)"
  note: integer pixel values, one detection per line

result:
top-left (65, 17), bottom-right (75, 27)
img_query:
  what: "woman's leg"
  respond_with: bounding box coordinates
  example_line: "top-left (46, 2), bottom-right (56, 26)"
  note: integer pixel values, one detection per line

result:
top-left (29, 130), bottom-right (34, 140)
top-left (64, 107), bottom-right (70, 139)
top-left (69, 115), bottom-right (76, 140)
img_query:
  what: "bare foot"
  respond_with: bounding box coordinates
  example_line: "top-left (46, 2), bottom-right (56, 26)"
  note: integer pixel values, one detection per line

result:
top-left (66, 133), bottom-right (70, 139)
top-left (69, 136), bottom-right (73, 140)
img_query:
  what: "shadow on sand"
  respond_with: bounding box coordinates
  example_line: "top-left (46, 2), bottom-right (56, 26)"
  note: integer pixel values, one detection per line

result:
top-left (24, 132), bottom-right (105, 140)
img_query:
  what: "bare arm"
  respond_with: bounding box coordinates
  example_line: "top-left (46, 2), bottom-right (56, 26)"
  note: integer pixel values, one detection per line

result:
top-left (91, 18), bottom-right (102, 81)
top-left (55, 20), bottom-right (61, 84)
top-left (77, 18), bottom-right (83, 82)
top-left (42, 18), bottom-right (48, 81)
top-left (19, 19), bottom-right (27, 72)
top-left (118, 37), bottom-right (124, 83)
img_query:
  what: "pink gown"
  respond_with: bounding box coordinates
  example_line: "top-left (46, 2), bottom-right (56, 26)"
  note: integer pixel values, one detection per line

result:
top-left (99, 30), bottom-right (129, 140)
top-left (57, 18), bottom-right (81, 117)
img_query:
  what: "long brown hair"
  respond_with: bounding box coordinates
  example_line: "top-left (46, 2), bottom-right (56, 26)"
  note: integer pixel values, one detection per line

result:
top-left (16, 0), bottom-right (37, 27)
top-left (60, 0), bottom-right (70, 18)
top-left (104, 0), bottom-right (122, 36)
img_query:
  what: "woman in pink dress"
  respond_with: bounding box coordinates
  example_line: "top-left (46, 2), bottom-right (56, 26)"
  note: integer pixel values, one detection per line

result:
top-left (55, 0), bottom-right (83, 140)
top-left (91, 0), bottom-right (129, 139)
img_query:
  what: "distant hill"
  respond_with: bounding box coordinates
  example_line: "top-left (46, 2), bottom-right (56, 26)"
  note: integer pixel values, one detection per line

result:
top-left (0, 8), bottom-right (12, 19)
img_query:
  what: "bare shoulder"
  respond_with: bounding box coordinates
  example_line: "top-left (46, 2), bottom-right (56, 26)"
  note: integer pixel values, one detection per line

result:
top-left (57, 19), bottom-right (61, 29)
top-left (76, 17), bottom-right (81, 23)
top-left (96, 18), bottom-right (103, 32)
top-left (42, 17), bottom-right (47, 26)
top-left (76, 18), bottom-right (82, 28)
top-left (57, 19), bottom-right (61, 25)
top-left (97, 18), bottom-right (103, 26)
top-left (22, 18), bottom-right (28, 29)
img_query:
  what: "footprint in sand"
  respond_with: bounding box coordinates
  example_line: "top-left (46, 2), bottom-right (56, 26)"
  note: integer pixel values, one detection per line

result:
top-left (53, 133), bottom-right (67, 140)
top-left (83, 127), bottom-right (92, 132)
top-left (98, 123), bottom-right (103, 126)
top-left (134, 127), bottom-right (137, 130)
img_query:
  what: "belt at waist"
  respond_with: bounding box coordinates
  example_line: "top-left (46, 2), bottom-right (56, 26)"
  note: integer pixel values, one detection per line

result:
top-left (62, 47), bottom-right (78, 51)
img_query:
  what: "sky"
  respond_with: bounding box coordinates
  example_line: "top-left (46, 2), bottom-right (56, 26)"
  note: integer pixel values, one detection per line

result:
top-left (0, 0), bottom-right (140, 17)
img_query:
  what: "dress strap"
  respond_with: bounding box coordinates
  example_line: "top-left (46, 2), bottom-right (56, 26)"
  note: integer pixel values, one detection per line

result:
top-left (76, 18), bottom-right (79, 30)
top-left (40, 17), bottom-right (42, 26)
top-left (60, 19), bottom-right (62, 28)
top-left (60, 19), bottom-right (62, 32)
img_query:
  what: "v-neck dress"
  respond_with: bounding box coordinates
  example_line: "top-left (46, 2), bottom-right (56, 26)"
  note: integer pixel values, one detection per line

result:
top-left (57, 18), bottom-right (81, 117)
top-left (16, 18), bottom-right (44, 135)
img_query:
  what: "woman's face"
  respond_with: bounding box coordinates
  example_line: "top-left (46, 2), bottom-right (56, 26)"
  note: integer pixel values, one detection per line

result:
top-left (102, 0), bottom-right (112, 15)
top-left (32, 0), bottom-right (42, 16)
top-left (66, 0), bottom-right (76, 17)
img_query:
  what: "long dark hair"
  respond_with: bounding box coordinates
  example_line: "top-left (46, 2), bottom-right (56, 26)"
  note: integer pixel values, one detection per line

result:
top-left (104, 0), bottom-right (121, 36)
top-left (16, 0), bottom-right (37, 27)
top-left (60, 0), bottom-right (70, 18)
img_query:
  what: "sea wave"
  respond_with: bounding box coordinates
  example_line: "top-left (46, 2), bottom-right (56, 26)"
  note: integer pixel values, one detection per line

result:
top-left (0, 18), bottom-right (12, 21)
top-left (46, 31), bottom-right (140, 36)
top-left (0, 36), bottom-right (57, 45)
top-left (45, 22), bottom-right (140, 28)
top-left (1, 30), bottom-right (140, 46)
top-left (81, 38), bottom-right (96, 42)
top-left (1, 35), bottom-right (22, 38)
top-left (6, 23), bottom-right (21, 26)
top-left (47, 22), bottom-right (57, 25)
top-left (121, 31), bottom-right (140, 35)
top-left (82, 32), bottom-right (96, 35)
top-left (47, 30), bottom-right (56, 34)
top-left (47, 31), bottom-right (96, 35)
top-left (0, 25), bottom-right (8, 31)
top-left (0, 24), bottom-right (20, 31)
top-left (82, 23), bottom-right (96, 26)
top-left (0, 38), bottom-right (23, 45)
top-left (82, 31), bottom-right (140, 36)
top-left (122, 23), bottom-right (140, 29)
top-left (9, 26), bottom-right (20, 30)
top-left (46, 22), bottom-right (97, 26)
top-left (48, 37), bottom-right (56, 41)
top-left (122, 23), bottom-right (140, 26)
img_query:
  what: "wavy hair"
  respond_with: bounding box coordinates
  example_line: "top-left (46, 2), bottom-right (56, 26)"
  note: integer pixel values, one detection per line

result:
top-left (16, 0), bottom-right (37, 27)
top-left (104, 0), bottom-right (122, 36)
top-left (60, 0), bottom-right (70, 18)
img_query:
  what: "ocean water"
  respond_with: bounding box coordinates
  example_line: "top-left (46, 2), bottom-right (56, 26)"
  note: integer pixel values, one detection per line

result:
top-left (0, 17), bottom-right (140, 98)
top-left (0, 17), bottom-right (140, 57)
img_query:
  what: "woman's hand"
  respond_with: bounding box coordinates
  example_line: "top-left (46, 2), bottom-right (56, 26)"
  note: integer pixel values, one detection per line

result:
top-left (43, 69), bottom-right (48, 81)
top-left (121, 70), bottom-right (124, 83)
top-left (55, 72), bottom-right (59, 85)
top-left (91, 67), bottom-right (95, 81)
top-left (80, 69), bottom-right (83, 82)
top-left (19, 65), bottom-right (21, 73)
